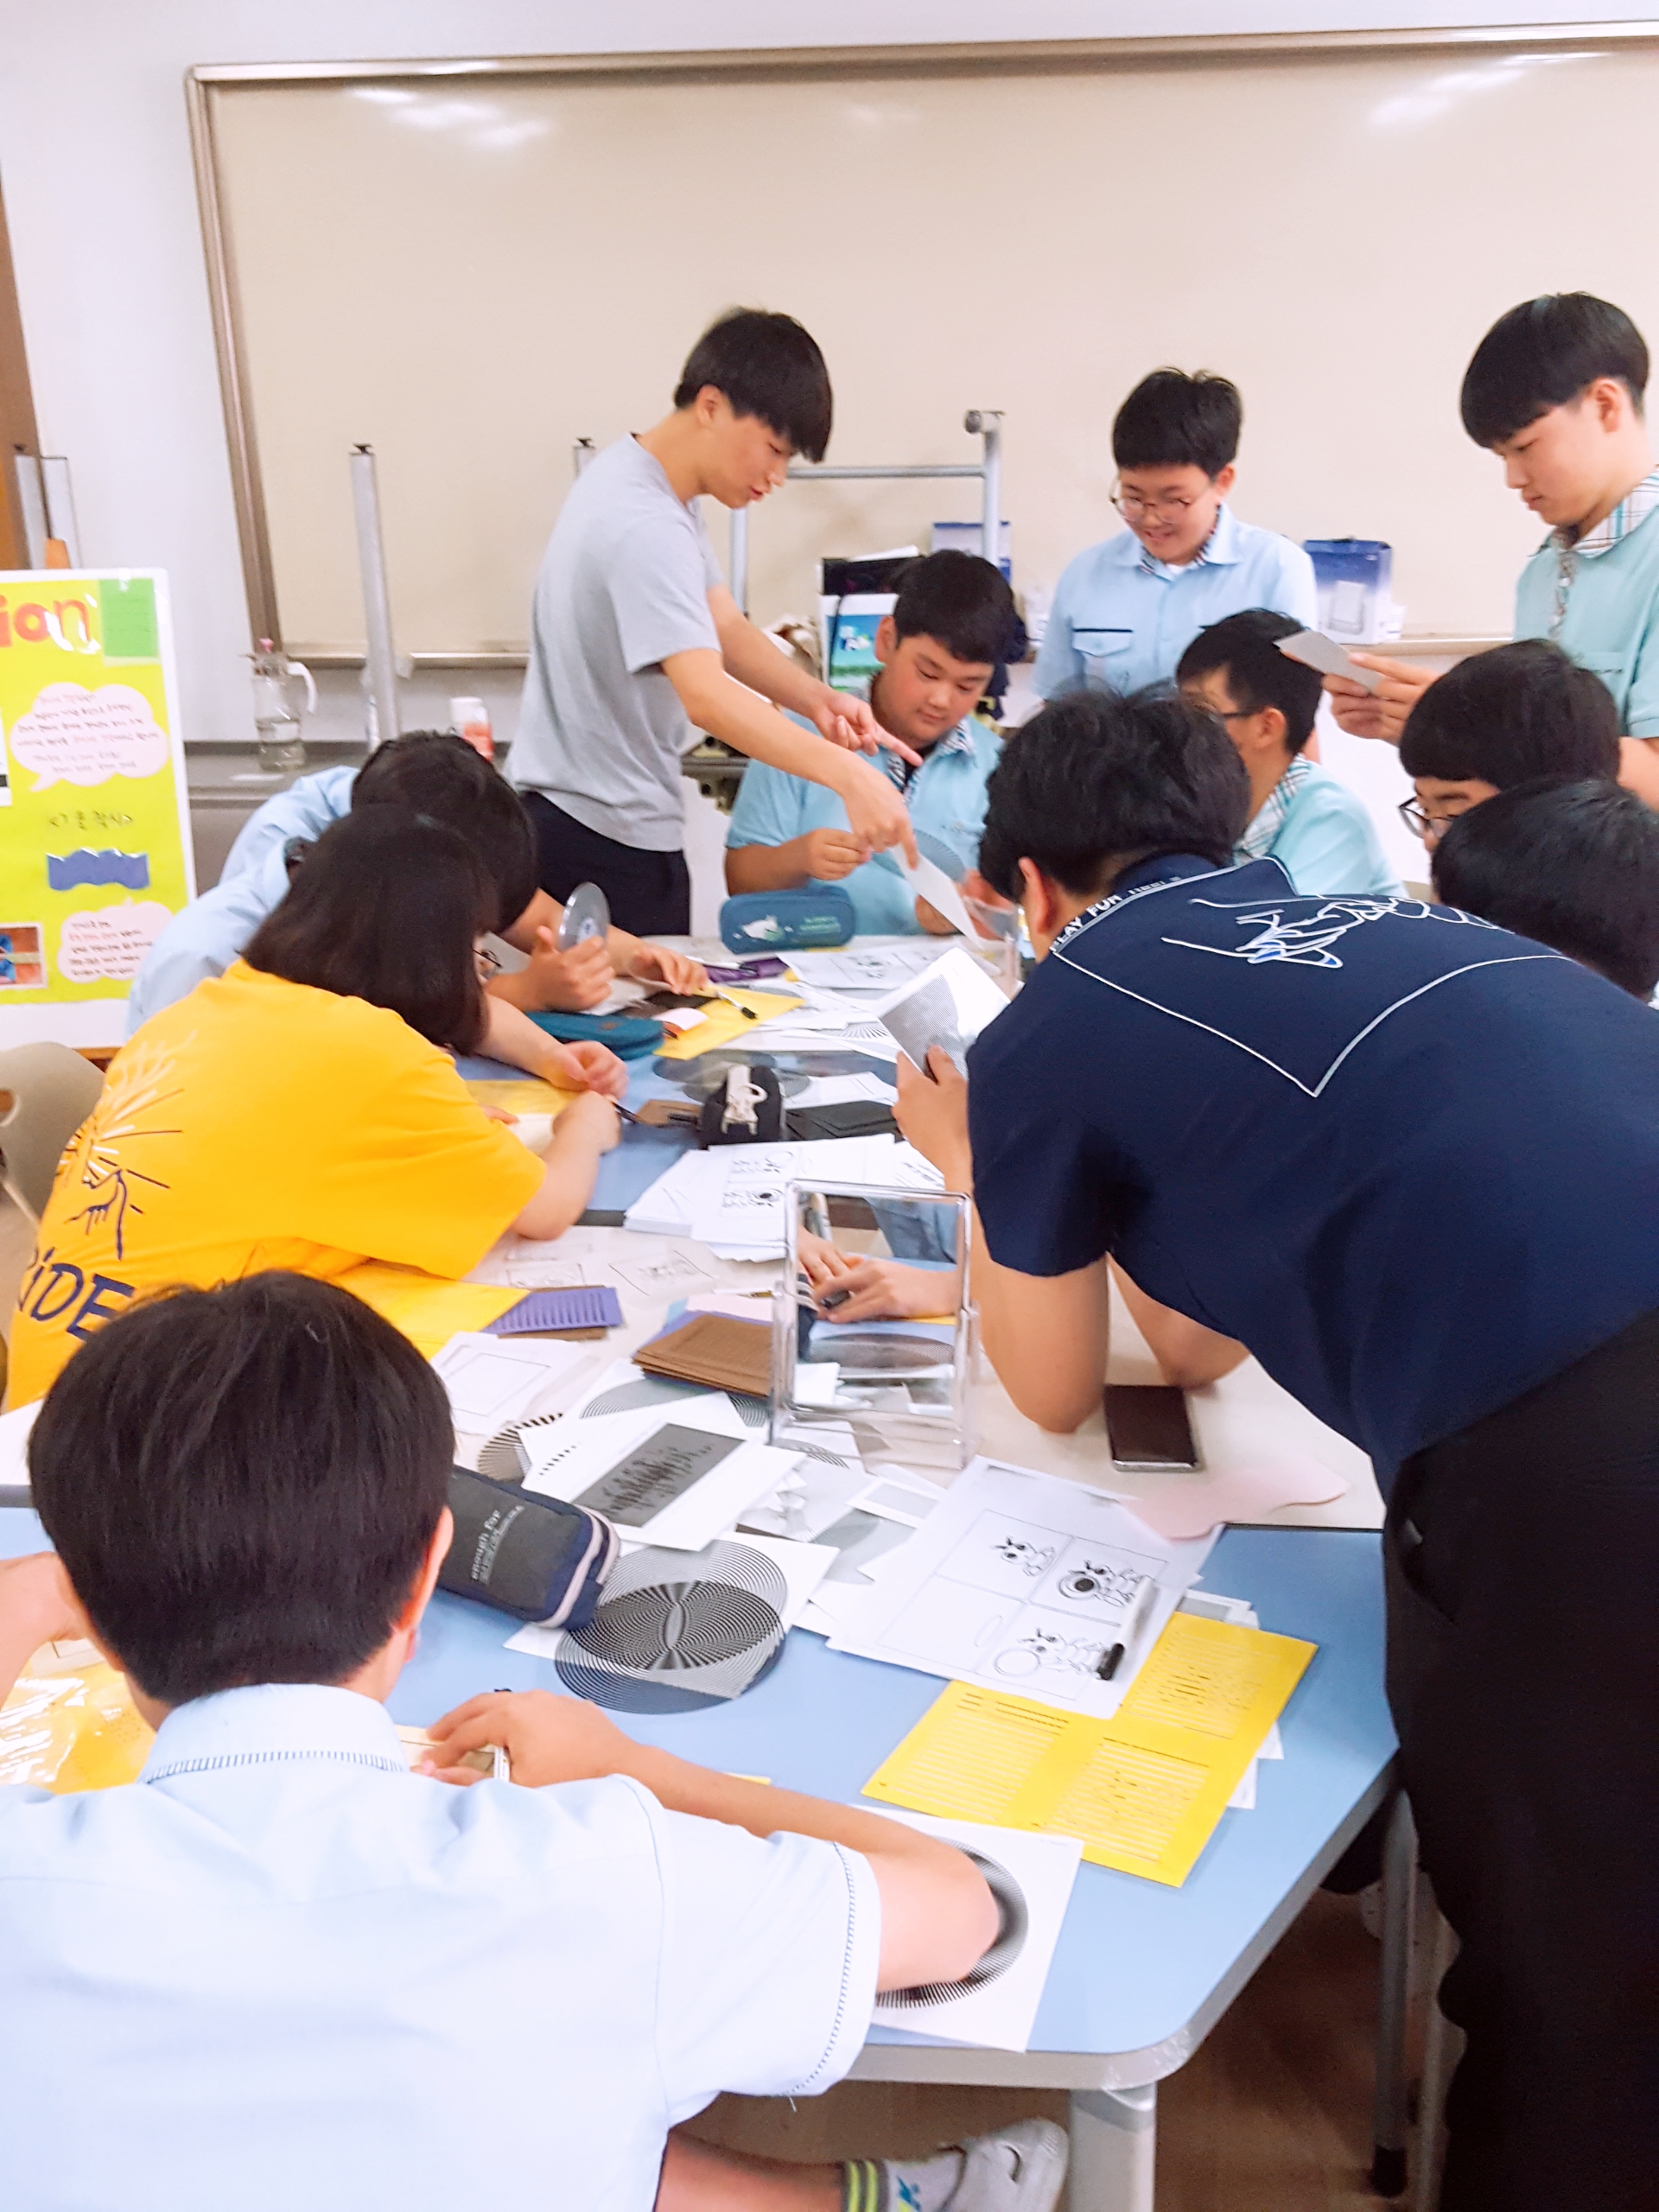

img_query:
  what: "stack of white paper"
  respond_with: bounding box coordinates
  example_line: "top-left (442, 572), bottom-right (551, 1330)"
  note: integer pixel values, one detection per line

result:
top-left (623, 1134), bottom-right (943, 1257)
top-left (825, 1457), bottom-right (1219, 1717)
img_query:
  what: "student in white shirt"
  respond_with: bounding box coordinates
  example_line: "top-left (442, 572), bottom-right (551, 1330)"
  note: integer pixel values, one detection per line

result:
top-left (0, 1272), bottom-right (1065, 2212)
top-left (1032, 370), bottom-right (1316, 701)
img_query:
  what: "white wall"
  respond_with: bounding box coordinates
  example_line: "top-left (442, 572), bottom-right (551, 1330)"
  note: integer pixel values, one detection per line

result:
top-left (3, 1), bottom-right (1653, 750)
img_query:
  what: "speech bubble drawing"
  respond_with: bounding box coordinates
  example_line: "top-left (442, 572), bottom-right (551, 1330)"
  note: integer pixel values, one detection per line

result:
top-left (10, 683), bottom-right (168, 791)
top-left (57, 901), bottom-right (172, 984)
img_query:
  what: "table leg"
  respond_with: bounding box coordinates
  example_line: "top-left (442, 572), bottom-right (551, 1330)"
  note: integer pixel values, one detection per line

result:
top-left (1371, 1790), bottom-right (1417, 2196)
top-left (1069, 2084), bottom-right (1156, 2212)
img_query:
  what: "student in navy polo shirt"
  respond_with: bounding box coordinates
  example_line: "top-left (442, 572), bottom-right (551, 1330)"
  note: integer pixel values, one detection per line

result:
top-left (893, 690), bottom-right (1659, 2212)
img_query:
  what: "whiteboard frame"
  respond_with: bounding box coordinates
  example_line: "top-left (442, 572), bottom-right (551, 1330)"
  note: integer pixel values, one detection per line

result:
top-left (184, 22), bottom-right (1659, 655)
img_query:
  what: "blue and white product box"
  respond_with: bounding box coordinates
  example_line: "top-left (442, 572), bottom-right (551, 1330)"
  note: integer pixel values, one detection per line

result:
top-left (931, 518), bottom-right (1013, 580)
top-left (1304, 538), bottom-right (1395, 643)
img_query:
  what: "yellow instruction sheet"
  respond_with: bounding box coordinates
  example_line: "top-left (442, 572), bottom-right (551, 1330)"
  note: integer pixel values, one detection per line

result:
top-left (464, 1077), bottom-right (582, 1116)
top-left (863, 1611), bottom-right (1315, 1887)
top-left (334, 1261), bottom-right (521, 1359)
top-left (652, 988), bottom-right (804, 1061)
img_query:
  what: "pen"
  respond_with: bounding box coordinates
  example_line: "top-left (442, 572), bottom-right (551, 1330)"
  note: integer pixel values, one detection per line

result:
top-left (1096, 1573), bottom-right (1160, 1681)
top-left (613, 1102), bottom-right (639, 1125)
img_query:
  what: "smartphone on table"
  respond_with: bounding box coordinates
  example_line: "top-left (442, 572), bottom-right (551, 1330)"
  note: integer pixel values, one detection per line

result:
top-left (1103, 1384), bottom-right (1202, 1471)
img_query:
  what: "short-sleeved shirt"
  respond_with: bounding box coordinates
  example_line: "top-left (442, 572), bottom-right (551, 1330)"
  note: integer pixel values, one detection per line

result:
top-left (726, 712), bottom-right (1001, 935)
top-left (128, 767), bottom-right (359, 1033)
top-left (967, 855), bottom-right (1659, 1485)
top-left (1032, 507), bottom-right (1319, 701)
top-left (8, 962), bottom-right (543, 1405)
top-left (1243, 762), bottom-right (1402, 899)
top-left (512, 435), bottom-right (725, 850)
top-left (219, 764), bottom-right (358, 883)
top-left (1514, 474), bottom-right (1659, 736)
top-left (0, 1683), bottom-right (879, 2212)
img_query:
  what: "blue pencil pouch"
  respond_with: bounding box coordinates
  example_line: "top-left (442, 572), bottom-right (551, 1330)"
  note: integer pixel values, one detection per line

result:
top-left (719, 887), bottom-right (855, 953)
top-left (528, 1009), bottom-right (663, 1059)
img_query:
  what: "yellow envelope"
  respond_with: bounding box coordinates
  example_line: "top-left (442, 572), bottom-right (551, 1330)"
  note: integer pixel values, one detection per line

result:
top-left (652, 988), bottom-right (804, 1060)
top-left (334, 1261), bottom-right (522, 1359)
top-left (863, 1611), bottom-right (1316, 1887)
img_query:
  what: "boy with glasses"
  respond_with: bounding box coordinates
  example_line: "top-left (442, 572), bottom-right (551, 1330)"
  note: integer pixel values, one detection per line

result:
top-left (1395, 637), bottom-right (1620, 851)
top-left (1177, 608), bottom-right (1399, 895)
top-left (1032, 369), bottom-right (1316, 701)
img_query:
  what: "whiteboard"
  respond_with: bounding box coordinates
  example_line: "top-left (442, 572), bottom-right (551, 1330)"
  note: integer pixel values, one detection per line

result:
top-left (194, 34), bottom-right (1659, 657)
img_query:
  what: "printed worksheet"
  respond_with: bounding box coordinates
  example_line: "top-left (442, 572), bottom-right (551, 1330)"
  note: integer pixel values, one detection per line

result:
top-left (827, 1458), bottom-right (1217, 1717)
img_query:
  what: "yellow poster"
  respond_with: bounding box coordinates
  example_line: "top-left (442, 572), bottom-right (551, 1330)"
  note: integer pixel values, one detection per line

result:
top-left (0, 570), bottom-right (194, 1045)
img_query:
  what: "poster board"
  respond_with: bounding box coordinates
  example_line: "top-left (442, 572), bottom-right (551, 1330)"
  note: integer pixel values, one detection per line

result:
top-left (0, 571), bottom-right (194, 1047)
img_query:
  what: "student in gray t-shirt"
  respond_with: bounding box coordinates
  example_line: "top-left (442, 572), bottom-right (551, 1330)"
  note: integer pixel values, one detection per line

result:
top-left (512, 310), bottom-right (919, 933)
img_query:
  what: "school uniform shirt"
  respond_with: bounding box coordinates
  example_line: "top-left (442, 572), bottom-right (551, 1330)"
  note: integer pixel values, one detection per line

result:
top-left (1514, 467), bottom-right (1659, 735)
top-left (726, 711), bottom-right (1001, 935)
top-left (513, 435), bottom-right (724, 850)
top-left (7, 962), bottom-right (543, 1406)
top-left (967, 855), bottom-right (1659, 1487)
top-left (0, 1683), bottom-right (879, 2212)
top-left (1236, 756), bottom-right (1402, 898)
top-left (1032, 506), bottom-right (1319, 701)
top-left (126, 766), bottom-right (359, 1033)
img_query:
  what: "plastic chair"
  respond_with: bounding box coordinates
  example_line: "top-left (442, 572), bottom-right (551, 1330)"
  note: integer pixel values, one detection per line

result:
top-left (0, 1044), bottom-right (105, 1222)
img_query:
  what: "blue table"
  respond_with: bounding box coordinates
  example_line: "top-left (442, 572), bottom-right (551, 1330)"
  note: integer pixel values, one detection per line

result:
top-left (0, 1504), bottom-right (1393, 2209)
top-left (455, 1048), bottom-right (696, 1221)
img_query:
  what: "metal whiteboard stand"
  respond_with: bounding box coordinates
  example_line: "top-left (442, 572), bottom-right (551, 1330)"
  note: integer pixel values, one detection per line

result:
top-left (727, 408), bottom-right (1003, 617)
top-left (350, 444), bottom-right (400, 749)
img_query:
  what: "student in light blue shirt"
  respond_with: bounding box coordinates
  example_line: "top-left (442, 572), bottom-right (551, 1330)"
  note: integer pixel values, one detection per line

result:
top-left (1325, 295), bottom-right (1659, 808)
top-left (0, 1271), bottom-right (1061, 2212)
top-left (726, 551), bottom-right (1016, 933)
top-left (1177, 608), bottom-right (1399, 897)
top-left (1033, 370), bottom-right (1316, 702)
top-left (130, 734), bottom-right (702, 1032)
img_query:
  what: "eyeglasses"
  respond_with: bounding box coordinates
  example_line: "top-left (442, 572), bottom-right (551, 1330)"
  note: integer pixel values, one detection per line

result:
top-left (1397, 798), bottom-right (1461, 844)
top-left (1110, 480), bottom-right (1209, 523)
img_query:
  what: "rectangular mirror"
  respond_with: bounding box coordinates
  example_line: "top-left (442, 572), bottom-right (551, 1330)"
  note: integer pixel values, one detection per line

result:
top-left (772, 1179), bottom-right (972, 1469)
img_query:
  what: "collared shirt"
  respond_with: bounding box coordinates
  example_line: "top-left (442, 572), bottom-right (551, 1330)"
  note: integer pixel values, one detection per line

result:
top-left (1237, 760), bottom-right (1402, 899)
top-left (966, 855), bottom-right (1659, 1484)
top-left (127, 766), bottom-right (359, 1033)
top-left (1515, 468), bottom-right (1659, 735)
top-left (0, 1683), bottom-right (879, 2212)
top-left (726, 711), bottom-right (1001, 936)
top-left (512, 435), bottom-right (725, 851)
top-left (1031, 506), bottom-right (1319, 701)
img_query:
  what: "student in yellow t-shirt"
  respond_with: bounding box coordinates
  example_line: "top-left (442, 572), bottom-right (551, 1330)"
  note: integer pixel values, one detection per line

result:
top-left (8, 811), bottom-right (620, 1406)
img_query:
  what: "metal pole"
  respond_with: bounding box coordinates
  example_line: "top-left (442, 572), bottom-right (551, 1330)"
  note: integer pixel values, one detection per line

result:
top-left (1371, 1789), bottom-right (1417, 2199)
top-left (572, 437), bottom-right (596, 476)
top-left (965, 410), bottom-right (1002, 567)
top-left (729, 505), bottom-right (750, 617)
top-left (349, 444), bottom-right (400, 750)
top-left (10, 455), bottom-right (48, 569)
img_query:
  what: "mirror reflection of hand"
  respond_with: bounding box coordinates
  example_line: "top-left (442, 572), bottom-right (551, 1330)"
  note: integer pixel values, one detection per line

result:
top-left (811, 1256), bottom-right (959, 1325)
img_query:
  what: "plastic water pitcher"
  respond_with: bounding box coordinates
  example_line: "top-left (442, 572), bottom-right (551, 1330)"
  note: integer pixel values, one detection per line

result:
top-left (251, 639), bottom-right (318, 772)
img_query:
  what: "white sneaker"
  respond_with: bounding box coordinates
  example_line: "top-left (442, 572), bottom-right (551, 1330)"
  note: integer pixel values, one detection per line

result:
top-left (942, 2120), bottom-right (1070, 2212)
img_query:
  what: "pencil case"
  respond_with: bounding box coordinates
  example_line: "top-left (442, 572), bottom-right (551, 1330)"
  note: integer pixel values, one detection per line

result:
top-left (527, 1009), bottom-right (664, 1058)
top-left (440, 1466), bottom-right (619, 1626)
top-left (719, 887), bottom-right (855, 953)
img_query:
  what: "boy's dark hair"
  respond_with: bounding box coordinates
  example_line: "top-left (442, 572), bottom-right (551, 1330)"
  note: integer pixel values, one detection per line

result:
top-left (1398, 639), bottom-right (1621, 787)
top-left (1432, 777), bottom-right (1659, 1000)
top-left (1460, 294), bottom-right (1649, 448)
top-left (352, 729), bottom-right (536, 936)
top-left (1176, 607), bottom-right (1322, 755)
top-left (1112, 369), bottom-right (1242, 477)
top-left (673, 308), bottom-right (832, 464)
top-left (29, 1274), bottom-right (453, 1707)
top-left (890, 550), bottom-right (1017, 669)
top-left (978, 689), bottom-right (1250, 901)
top-left (245, 808), bottom-right (493, 1053)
